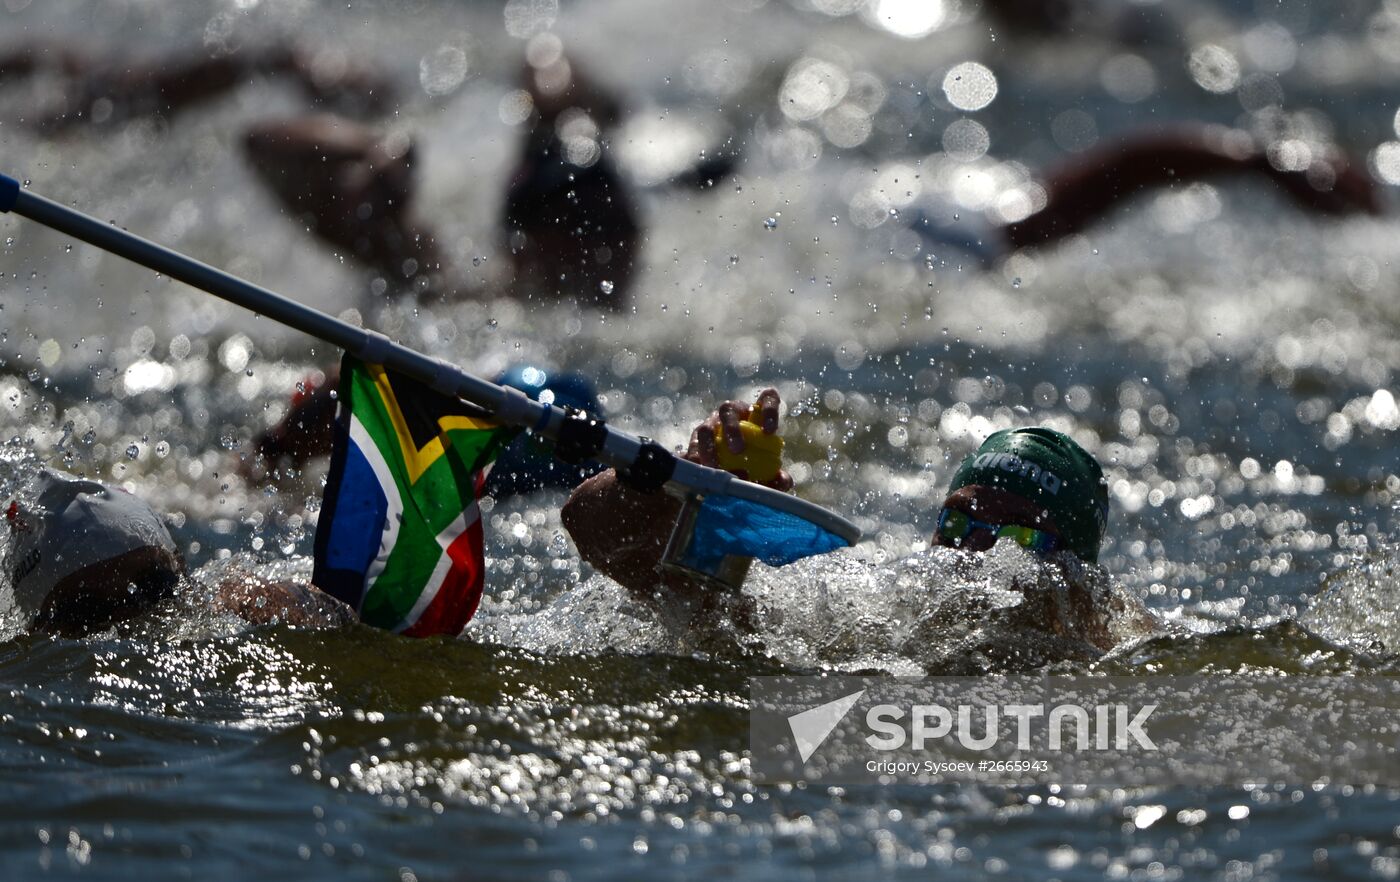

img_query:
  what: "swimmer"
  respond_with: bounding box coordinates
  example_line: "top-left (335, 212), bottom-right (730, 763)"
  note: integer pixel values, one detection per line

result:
top-left (1005, 125), bottom-right (1381, 249)
top-left (0, 40), bottom-right (393, 131)
top-left (241, 115), bottom-right (445, 293)
top-left (2, 467), bottom-right (351, 635)
top-left (501, 46), bottom-right (638, 308)
top-left (241, 47), bottom-right (641, 308)
top-left (563, 392), bottom-right (1136, 652)
top-left (4, 468), bottom-right (185, 635)
top-left (914, 124), bottom-right (1382, 266)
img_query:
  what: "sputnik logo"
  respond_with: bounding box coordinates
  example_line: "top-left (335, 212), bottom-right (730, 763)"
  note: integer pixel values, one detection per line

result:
top-left (787, 690), bottom-right (865, 763)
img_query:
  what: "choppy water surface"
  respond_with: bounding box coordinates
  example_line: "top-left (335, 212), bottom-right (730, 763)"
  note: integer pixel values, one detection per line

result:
top-left (3, 0), bottom-right (1400, 878)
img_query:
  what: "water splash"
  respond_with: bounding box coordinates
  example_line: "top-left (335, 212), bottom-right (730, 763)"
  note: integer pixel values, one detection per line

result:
top-left (1301, 525), bottom-right (1400, 656)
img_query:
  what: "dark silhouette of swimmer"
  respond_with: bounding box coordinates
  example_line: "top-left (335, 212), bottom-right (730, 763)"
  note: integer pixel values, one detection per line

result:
top-left (501, 121), bottom-right (638, 307)
top-left (240, 48), bottom-right (645, 309)
top-left (979, 0), bottom-right (1183, 46)
top-left (242, 116), bottom-right (445, 289)
top-left (1004, 125), bottom-right (1381, 251)
top-left (502, 51), bottom-right (639, 308)
top-left (916, 124), bottom-right (1383, 264)
top-left (0, 41), bottom-right (393, 130)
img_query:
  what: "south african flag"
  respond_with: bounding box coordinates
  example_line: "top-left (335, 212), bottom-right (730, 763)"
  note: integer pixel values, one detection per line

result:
top-left (312, 355), bottom-right (517, 636)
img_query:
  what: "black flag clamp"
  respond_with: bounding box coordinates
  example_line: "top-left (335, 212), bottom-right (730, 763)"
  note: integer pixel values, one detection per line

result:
top-left (552, 408), bottom-right (609, 463)
top-left (617, 438), bottom-right (675, 493)
top-left (552, 408), bottom-right (675, 493)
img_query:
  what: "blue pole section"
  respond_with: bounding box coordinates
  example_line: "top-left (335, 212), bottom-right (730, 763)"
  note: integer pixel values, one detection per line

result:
top-left (0, 174), bottom-right (16, 213)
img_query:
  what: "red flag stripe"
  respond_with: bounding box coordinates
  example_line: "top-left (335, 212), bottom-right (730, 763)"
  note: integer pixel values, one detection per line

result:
top-left (401, 515), bottom-right (487, 638)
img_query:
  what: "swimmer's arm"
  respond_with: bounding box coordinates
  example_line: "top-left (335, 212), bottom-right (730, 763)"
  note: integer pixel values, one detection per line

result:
top-left (561, 469), bottom-right (687, 596)
top-left (211, 573), bottom-right (356, 628)
top-left (1005, 124), bottom-right (1379, 250)
top-left (562, 390), bottom-right (792, 597)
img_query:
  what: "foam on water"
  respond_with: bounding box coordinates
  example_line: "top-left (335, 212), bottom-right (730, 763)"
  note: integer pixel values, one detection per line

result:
top-left (467, 499), bottom-right (1162, 674)
top-left (1300, 510), bottom-right (1400, 656)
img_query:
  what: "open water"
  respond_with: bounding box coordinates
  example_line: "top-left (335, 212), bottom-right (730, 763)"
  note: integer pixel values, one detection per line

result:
top-left (2, 0), bottom-right (1400, 878)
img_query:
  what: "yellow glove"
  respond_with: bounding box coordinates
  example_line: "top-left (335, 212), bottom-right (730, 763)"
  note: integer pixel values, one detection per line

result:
top-left (714, 410), bottom-right (784, 484)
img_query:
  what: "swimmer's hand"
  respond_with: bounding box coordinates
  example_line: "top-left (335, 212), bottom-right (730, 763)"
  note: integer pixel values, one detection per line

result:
top-left (687, 388), bottom-right (793, 491)
top-left (1266, 149), bottom-right (1384, 217)
top-left (562, 389), bottom-right (790, 597)
top-left (212, 572), bottom-right (356, 628)
top-left (237, 370), bottom-right (338, 485)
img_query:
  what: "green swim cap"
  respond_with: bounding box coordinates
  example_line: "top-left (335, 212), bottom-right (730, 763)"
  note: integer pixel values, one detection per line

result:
top-left (947, 427), bottom-right (1109, 563)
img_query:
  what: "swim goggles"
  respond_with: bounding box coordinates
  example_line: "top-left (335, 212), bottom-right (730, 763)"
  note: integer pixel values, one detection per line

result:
top-left (935, 508), bottom-right (1059, 555)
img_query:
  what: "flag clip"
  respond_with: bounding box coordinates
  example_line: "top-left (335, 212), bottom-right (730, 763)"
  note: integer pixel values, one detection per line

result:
top-left (618, 438), bottom-right (675, 493)
top-left (554, 409), bottom-right (609, 463)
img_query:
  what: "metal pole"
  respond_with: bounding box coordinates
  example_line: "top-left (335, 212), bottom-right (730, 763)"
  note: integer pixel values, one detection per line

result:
top-left (0, 173), bottom-right (861, 545)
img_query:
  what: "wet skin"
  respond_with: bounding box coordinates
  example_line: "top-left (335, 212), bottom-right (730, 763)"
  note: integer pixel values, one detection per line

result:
top-left (0, 41), bottom-right (393, 132)
top-left (1004, 125), bottom-right (1381, 251)
top-left (239, 49), bottom-right (639, 309)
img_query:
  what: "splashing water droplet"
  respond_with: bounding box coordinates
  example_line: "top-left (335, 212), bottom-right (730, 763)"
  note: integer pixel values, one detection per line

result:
top-left (599, 280), bottom-right (615, 295)
top-left (125, 444), bottom-right (140, 460)
top-left (763, 217), bottom-right (778, 230)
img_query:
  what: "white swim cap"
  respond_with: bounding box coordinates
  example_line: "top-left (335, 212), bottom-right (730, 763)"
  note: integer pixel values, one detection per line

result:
top-left (5, 468), bottom-right (178, 618)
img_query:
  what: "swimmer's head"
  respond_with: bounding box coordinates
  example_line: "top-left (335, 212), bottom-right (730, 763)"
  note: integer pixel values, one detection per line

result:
top-left (937, 427), bottom-right (1108, 564)
top-left (487, 365), bottom-right (605, 497)
top-left (4, 469), bottom-right (181, 635)
top-left (496, 364), bottom-right (601, 415)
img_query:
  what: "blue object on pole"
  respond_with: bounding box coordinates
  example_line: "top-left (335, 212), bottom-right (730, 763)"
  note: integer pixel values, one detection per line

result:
top-left (688, 493), bottom-right (850, 569)
top-left (0, 174), bottom-right (19, 213)
top-left (488, 364), bottom-right (606, 497)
